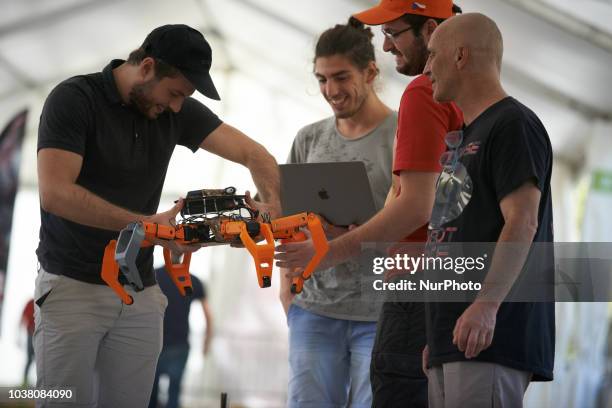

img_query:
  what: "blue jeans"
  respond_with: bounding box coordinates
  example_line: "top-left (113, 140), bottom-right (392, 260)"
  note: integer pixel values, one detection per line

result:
top-left (287, 304), bottom-right (377, 408)
top-left (148, 343), bottom-right (190, 408)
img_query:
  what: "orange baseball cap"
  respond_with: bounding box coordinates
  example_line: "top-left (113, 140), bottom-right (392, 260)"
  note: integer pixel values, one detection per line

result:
top-left (353, 0), bottom-right (454, 25)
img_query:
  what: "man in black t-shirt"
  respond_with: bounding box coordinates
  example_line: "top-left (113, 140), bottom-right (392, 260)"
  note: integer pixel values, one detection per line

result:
top-left (149, 267), bottom-right (211, 408)
top-left (34, 25), bottom-right (280, 407)
top-left (422, 13), bottom-right (555, 407)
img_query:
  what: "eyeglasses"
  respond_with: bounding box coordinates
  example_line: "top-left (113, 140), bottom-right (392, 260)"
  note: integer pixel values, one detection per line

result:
top-left (381, 26), bottom-right (413, 41)
top-left (438, 130), bottom-right (464, 170)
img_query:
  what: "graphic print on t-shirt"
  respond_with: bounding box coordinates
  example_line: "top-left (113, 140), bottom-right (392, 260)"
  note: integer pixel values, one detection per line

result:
top-left (428, 138), bottom-right (481, 246)
top-left (430, 163), bottom-right (473, 229)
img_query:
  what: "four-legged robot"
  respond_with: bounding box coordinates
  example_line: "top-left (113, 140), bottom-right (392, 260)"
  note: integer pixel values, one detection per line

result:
top-left (100, 187), bottom-right (328, 304)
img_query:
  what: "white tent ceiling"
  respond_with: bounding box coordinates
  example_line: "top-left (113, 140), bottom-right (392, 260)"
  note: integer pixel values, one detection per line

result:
top-left (1, 0), bottom-right (611, 175)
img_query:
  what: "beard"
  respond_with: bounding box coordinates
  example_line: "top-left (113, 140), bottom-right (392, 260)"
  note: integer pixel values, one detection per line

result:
top-left (128, 79), bottom-right (158, 118)
top-left (395, 36), bottom-right (429, 77)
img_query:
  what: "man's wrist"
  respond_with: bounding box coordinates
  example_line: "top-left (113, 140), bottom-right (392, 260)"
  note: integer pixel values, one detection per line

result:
top-left (133, 211), bottom-right (154, 224)
top-left (473, 298), bottom-right (501, 311)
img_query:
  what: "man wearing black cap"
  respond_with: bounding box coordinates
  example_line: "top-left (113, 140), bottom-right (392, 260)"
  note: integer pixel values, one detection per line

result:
top-left (34, 24), bottom-right (279, 407)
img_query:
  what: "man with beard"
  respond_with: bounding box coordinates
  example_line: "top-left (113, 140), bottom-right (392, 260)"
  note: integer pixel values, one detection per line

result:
top-left (280, 18), bottom-right (396, 408)
top-left (275, 1), bottom-right (463, 406)
top-left (35, 24), bottom-right (279, 407)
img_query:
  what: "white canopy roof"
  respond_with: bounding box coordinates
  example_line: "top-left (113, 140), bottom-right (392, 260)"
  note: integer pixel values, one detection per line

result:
top-left (1, 0), bottom-right (611, 176)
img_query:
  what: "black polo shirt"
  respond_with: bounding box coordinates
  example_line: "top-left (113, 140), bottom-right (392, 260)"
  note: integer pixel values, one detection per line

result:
top-left (36, 60), bottom-right (222, 286)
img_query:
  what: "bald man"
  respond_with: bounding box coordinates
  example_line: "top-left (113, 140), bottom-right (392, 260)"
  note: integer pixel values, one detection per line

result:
top-left (422, 13), bottom-right (555, 408)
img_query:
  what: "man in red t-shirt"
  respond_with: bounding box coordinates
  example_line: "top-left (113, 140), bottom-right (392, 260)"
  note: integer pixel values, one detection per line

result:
top-left (275, 1), bottom-right (463, 406)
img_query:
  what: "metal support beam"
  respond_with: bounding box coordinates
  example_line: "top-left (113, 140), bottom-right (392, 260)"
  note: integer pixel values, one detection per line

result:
top-left (504, 0), bottom-right (612, 54)
top-left (0, 0), bottom-right (126, 38)
top-left (231, 0), bottom-right (314, 38)
top-left (0, 0), bottom-right (127, 93)
top-left (0, 53), bottom-right (36, 90)
top-left (503, 61), bottom-right (612, 121)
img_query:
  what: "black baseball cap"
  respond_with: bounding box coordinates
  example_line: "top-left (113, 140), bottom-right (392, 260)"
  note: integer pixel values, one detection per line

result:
top-left (142, 24), bottom-right (220, 101)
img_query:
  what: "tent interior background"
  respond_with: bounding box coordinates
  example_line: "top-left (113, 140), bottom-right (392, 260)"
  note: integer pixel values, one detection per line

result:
top-left (1, 0), bottom-right (611, 406)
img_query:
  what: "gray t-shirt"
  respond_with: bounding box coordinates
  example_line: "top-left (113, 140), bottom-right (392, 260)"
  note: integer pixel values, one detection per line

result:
top-left (287, 113), bottom-right (397, 321)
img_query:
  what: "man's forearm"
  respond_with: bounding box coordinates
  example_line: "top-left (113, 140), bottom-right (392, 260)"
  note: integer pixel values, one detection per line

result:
top-left (40, 183), bottom-right (147, 231)
top-left (329, 194), bottom-right (430, 265)
top-left (384, 174), bottom-right (399, 207)
top-left (204, 320), bottom-right (213, 338)
top-left (246, 144), bottom-right (280, 206)
top-left (202, 302), bottom-right (213, 337)
top-left (475, 223), bottom-right (537, 305)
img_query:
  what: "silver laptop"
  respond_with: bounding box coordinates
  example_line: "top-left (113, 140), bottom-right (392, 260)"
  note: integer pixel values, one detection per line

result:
top-left (280, 162), bottom-right (377, 226)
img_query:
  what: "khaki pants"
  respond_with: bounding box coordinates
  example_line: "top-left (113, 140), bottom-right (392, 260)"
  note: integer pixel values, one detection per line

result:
top-left (34, 268), bottom-right (167, 408)
top-left (428, 361), bottom-right (531, 408)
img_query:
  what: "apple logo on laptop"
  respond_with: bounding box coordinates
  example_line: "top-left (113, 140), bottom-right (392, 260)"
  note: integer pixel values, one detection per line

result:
top-left (318, 188), bottom-right (330, 200)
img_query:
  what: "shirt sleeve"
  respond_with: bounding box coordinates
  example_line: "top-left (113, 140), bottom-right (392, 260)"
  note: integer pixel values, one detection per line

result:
top-left (487, 115), bottom-right (552, 202)
top-left (177, 97), bottom-right (223, 152)
top-left (393, 80), bottom-right (458, 174)
top-left (286, 127), bottom-right (308, 164)
top-left (191, 275), bottom-right (205, 300)
top-left (37, 81), bottom-right (92, 155)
